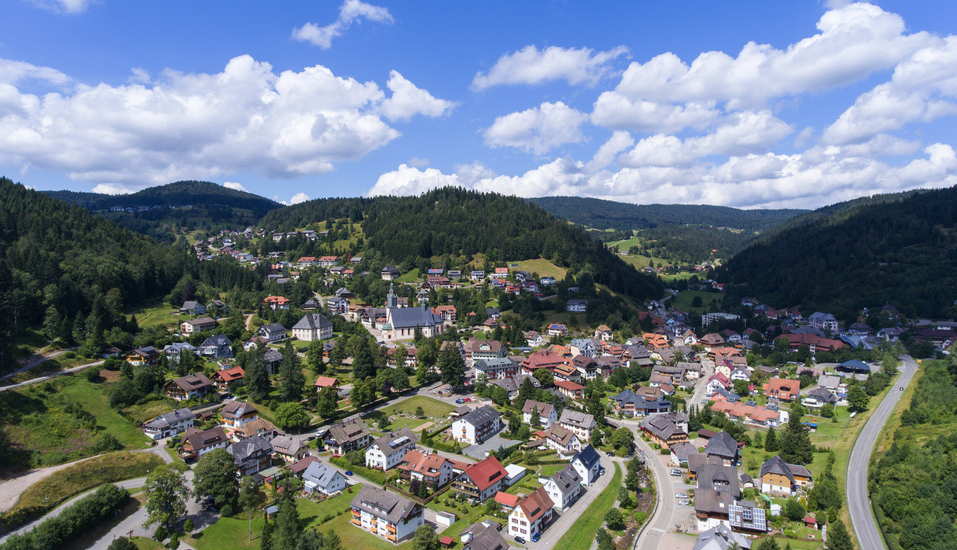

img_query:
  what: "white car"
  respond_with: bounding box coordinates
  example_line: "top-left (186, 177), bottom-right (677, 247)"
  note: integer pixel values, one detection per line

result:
top-left (678, 500), bottom-right (690, 506)
top-left (670, 469), bottom-right (682, 476)
top-left (675, 493), bottom-right (687, 498)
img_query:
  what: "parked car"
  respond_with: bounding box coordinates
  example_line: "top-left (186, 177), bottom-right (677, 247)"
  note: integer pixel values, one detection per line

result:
top-left (514, 536), bottom-right (526, 544)
top-left (678, 500), bottom-right (690, 506)
top-left (345, 470), bottom-right (353, 476)
top-left (675, 493), bottom-right (687, 498)
top-left (531, 533), bottom-right (540, 542)
top-left (670, 469), bottom-right (682, 476)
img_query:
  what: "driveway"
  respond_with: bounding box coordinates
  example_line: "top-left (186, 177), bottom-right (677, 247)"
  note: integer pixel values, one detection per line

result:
top-left (461, 435), bottom-right (522, 460)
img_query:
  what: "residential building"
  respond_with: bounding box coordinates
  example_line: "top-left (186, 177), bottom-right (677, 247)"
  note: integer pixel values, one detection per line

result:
top-left (166, 373), bottom-right (214, 401)
top-left (453, 456), bottom-right (509, 502)
top-left (641, 415), bottom-right (689, 449)
top-left (554, 380), bottom-right (585, 400)
top-left (474, 358), bottom-right (518, 380)
top-left (802, 386), bottom-right (837, 408)
top-left (570, 445), bottom-right (601, 485)
top-left (465, 339), bottom-right (507, 361)
top-left (762, 377), bottom-right (800, 402)
top-left (670, 442), bottom-right (699, 466)
top-left (704, 431), bottom-right (740, 466)
top-left (522, 400), bottom-right (556, 428)
top-left (180, 426), bottom-right (229, 460)
top-left (325, 418), bottom-right (373, 455)
top-left (181, 317), bottom-right (217, 335)
top-left (452, 406), bottom-right (503, 445)
top-left (566, 299), bottom-right (588, 313)
top-left (366, 428), bottom-right (417, 471)
top-left (257, 323), bottom-right (287, 342)
top-left (544, 465), bottom-right (583, 510)
top-left (220, 401), bottom-right (259, 428)
top-left (559, 410), bottom-right (596, 441)
top-left (303, 462), bottom-right (347, 495)
top-left (271, 435), bottom-right (309, 463)
top-left (213, 366), bottom-right (245, 390)
top-left (543, 424), bottom-right (581, 458)
top-left (702, 313), bottom-right (740, 328)
top-left (263, 295), bottom-right (290, 310)
top-left (594, 325), bottom-right (613, 341)
top-left (398, 451), bottom-right (455, 488)
top-left (507, 487), bottom-right (554, 539)
top-left (314, 376), bottom-right (341, 391)
top-left (127, 346), bottom-right (161, 366)
top-left (546, 324), bottom-right (567, 337)
top-left (759, 456), bottom-right (813, 496)
top-left (199, 334), bottom-right (233, 358)
top-left (292, 313), bottom-right (333, 341)
top-left (808, 312), bottom-right (839, 333)
top-left (612, 389), bottom-right (672, 417)
top-left (692, 524), bottom-right (753, 550)
top-left (350, 486), bottom-right (424, 543)
top-left (381, 266), bottom-right (401, 280)
top-left (524, 331), bottom-right (545, 348)
top-left (180, 301), bottom-right (206, 315)
top-left (143, 408), bottom-right (195, 440)
top-left (227, 435), bottom-right (274, 476)
top-left (490, 375), bottom-right (540, 400)
top-left (234, 418), bottom-right (280, 442)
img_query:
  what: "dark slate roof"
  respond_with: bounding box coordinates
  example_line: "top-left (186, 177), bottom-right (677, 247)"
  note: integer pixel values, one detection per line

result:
top-left (571, 444), bottom-right (600, 470)
top-left (263, 349), bottom-right (283, 363)
top-left (549, 464), bottom-right (582, 497)
top-left (641, 415), bottom-right (681, 440)
top-left (388, 306), bottom-right (442, 329)
top-left (613, 389), bottom-right (640, 405)
top-left (262, 323), bottom-right (286, 333)
top-left (759, 455), bottom-right (812, 483)
top-left (201, 334), bottom-right (232, 347)
top-left (227, 435), bottom-right (273, 462)
top-left (145, 408), bottom-right (195, 429)
top-left (293, 313), bottom-right (332, 331)
top-left (705, 431), bottom-right (739, 460)
top-left (303, 462), bottom-right (343, 489)
top-left (458, 406), bottom-right (501, 428)
top-left (351, 485), bottom-right (420, 524)
top-left (559, 409), bottom-right (596, 429)
top-left (696, 464), bottom-right (741, 497)
top-left (670, 442), bottom-right (698, 461)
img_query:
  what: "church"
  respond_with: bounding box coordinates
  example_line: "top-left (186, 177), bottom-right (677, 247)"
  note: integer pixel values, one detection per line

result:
top-left (380, 283), bottom-right (445, 341)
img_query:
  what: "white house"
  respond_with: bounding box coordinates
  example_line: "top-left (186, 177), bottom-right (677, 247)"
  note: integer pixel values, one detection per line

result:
top-left (365, 428), bottom-right (417, 471)
top-left (303, 462), bottom-right (347, 495)
top-left (292, 313), bottom-right (333, 341)
top-left (350, 486), bottom-right (424, 543)
top-left (566, 299), bottom-right (588, 313)
top-left (257, 323), bottom-right (286, 343)
top-left (507, 487), bottom-right (554, 540)
top-left (570, 445), bottom-right (602, 485)
top-left (808, 312), bottom-right (839, 333)
top-left (522, 400), bottom-right (557, 428)
top-left (559, 410), bottom-right (597, 441)
top-left (143, 408), bottom-right (195, 440)
top-left (451, 406), bottom-right (502, 445)
top-left (543, 424), bottom-right (582, 458)
top-left (543, 465), bottom-right (583, 511)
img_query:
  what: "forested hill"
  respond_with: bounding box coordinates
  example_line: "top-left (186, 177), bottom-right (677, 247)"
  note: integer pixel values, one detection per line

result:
top-left (717, 185), bottom-right (957, 319)
top-left (0, 177), bottom-right (195, 369)
top-left (44, 180), bottom-right (282, 217)
top-left (259, 187), bottom-right (665, 302)
top-left (529, 196), bottom-right (806, 232)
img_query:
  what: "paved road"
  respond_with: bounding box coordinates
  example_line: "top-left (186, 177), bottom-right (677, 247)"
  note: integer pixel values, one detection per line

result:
top-left (0, 347), bottom-right (76, 381)
top-left (0, 359), bottom-right (105, 393)
top-left (847, 356), bottom-right (917, 550)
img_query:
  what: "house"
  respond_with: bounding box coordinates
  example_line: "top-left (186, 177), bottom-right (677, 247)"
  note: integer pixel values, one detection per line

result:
top-left (227, 435), bottom-right (274, 475)
top-left (180, 426), bottom-right (230, 460)
top-left (271, 435), bottom-right (309, 463)
top-left (366, 428), bottom-right (417, 471)
top-left (292, 313), bottom-right (333, 342)
top-left (181, 317), bottom-right (217, 335)
top-left (551, 363), bottom-right (581, 384)
top-left (818, 374), bottom-right (842, 392)
top-left (522, 400), bottom-right (557, 428)
top-left (704, 431), bottom-right (740, 466)
top-left (543, 464), bottom-right (583, 510)
top-left (213, 366), bottom-right (245, 390)
top-left (399, 451), bottom-right (455, 488)
top-left (802, 386), bottom-right (837, 408)
top-left (162, 342), bottom-right (196, 359)
top-left (127, 346), bottom-right (161, 366)
top-left (706, 373), bottom-right (731, 396)
top-left (729, 368), bottom-right (750, 383)
top-left (546, 324), bottom-right (567, 337)
top-left (670, 442), bottom-right (699, 466)
top-left (262, 348), bottom-right (283, 374)
top-left (257, 323), bottom-right (287, 343)
top-left (303, 462), bottom-right (347, 495)
top-left (350, 486), bottom-right (424, 544)
top-left (569, 338), bottom-right (597, 359)
top-left (264, 295), bottom-right (291, 310)
top-left (640, 415), bottom-right (689, 449)
top-left (542, 424), bottom-right (581, 458)
top-left (466, 339), bottom-right (507, 361)
top-left (835, 359), bottom-right (873, 374)
top-left (571, 355), bottom-right (599, 381)
top-left (506, 486), bottom-right (554, 540)
top-left (166, 373), bottom-right (214, 401)
top-left (453, 456), bottom-right (509, 501)
top-left (559, 410), bottom-right (596, 441)
top-left (566, 299), bottom-right (588, 313)
top-left (594, 325), bottom-right (613, 341)
top-left (327, 296), bottom-right (349, 315)
top-left (220, 401), bottom-right (259, 428)
top-left (381, 266), bottom-right (401, 280)
top-left (474, 358), bottom-right (518, 380)
top-left (234, 417), bottom-right (280, 442)
top-left (314, 376), bottom-right (341, 391)
top-left (452, 406), bottom-right (503, 445)
top-left (760, 455), bottom-right (813, 496)
top-left (612, 389), bottom-right (672, 417)
top-left (199, 334), bottom-right (233, 358)
top-left (317, 256), bottom-right (339, 267)
top-left (432, 305), bottom-right (457, 323)
top-left (554, 380), bottom-right (585, 400)
top-left (692, 523), bottom-right (753, 550)
top-left (762, 377), bottom-right (800, 402)
top-left (808, 312), bottom-right (839, 333)
top-left (524, 331), bottom-right (545, 348)
top-left (494, 492), bottom-right (520, 513)
top-left (694, 462), bottom-right (743, 531)
top-left (570, 444), bottom-right (601, 485)
top-left (143, 408), bottom-right (195, 440)
top-left (490, 375), bottom-right (540, 400)
top-left (325, 418), bottom-right (373, 455)
top-left (180, 301), bottom-right (206, 315)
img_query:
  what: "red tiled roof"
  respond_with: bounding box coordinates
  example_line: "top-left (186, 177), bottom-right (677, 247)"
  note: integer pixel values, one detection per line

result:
top-left (495, 491), bottom-right (520, 507)
top-left (463, 456), bottom-right (508, 491)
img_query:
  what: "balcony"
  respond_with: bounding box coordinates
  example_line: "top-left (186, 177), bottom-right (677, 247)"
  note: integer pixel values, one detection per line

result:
top-left (350, 518), bottom-right (360, 526)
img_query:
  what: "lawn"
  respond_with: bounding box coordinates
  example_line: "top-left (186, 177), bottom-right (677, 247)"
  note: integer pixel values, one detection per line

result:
top-left (132, 536), bottom-right (166, 550)
top-left (753, 536), bottom-right (823, 550)
top-left (428, 494), bottom-right (494, 542)
top-left (670, 290), bottom-right (722, 314)
top-left (58, 377), bottom-right (152, 448)
top-left (379, 396), bottom-right (455, 419)
top-left (396, 269), bottom-right (420, 283)
top-left (618, 254), bottom-right (674, 271)
top-left (563, 462), bottom-right (622, 550)
top-left (511, 259), bottom-right (567, 280)
top-left (132, 304), bottom-right (181, 329)
top-left (121, 397), bottom-right (180, 425)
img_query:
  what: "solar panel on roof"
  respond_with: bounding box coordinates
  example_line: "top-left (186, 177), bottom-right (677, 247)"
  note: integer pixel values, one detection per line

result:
top-left (389, 436), bottom-right (410, 448)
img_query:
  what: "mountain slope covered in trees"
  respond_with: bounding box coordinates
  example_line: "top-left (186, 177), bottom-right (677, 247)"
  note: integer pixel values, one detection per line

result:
top-left (717, 186), bottom-right (957, 319)
top-left (259, 187), bottom-right (665, 302)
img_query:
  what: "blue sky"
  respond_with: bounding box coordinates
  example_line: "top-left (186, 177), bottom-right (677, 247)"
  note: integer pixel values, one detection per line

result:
top-left (1, 0), bottom-right (956, 209)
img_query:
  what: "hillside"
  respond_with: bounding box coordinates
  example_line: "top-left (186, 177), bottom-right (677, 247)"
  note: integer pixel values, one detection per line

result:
top-left (44, 181), bottom-right (282, 244)
top-left (258, 187), bottom-right (665, 303)
top-left (717, 185), bottom-right (957, 320)
top-left (0, 177), bottom-right (194, 371)
top-left (529, 196), bottom-right (806, 232)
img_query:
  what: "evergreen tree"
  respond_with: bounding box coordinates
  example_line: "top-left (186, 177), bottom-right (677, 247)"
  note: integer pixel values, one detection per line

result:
top-left (192, 449), bottom-right (240, 511)
top-left (756, 538), bottom-right (780, 550)
top-left (352, 340), bottom-right (376, 381)
top-left (280, 342), bottom-right (305, 403)
top-left (307, 340), bottom-right (326, 374)
top-left (516, 377), bottom-right (536, 411)
top-left (826, 519), bottom-right (853, 550)
top-left (245, 348), bottom-right (272, 403)
top-left (764, 425), bottom-right (778, 452)
top-left (848, 384), bottom-right (869, 413)
top-left (317, 386), bottom-right (339, 417)
top-left (779, 407), bottom-right (813, 464)
top-left (275, 496), bottom-right (300, 550)
top-left (530, 406), bottom-right (540, 428)
top-left (438, 345), bottom-right (466, 388)
top-left (260, 517), bottom-right (274, 550)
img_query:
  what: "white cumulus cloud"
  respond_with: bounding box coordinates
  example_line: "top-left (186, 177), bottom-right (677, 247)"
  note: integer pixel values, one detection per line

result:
top-left (293, 0), bottom-right (393, 49)
top-left (290, 192), bottom-right (311, 204)
top-left (379, 71), bottom-right (457, 122)
top-left (472, 45), bottom-right (629, 91)
top-left (27, 0), bottom-right (94, 14)
top-left (483, 101), bottom-right (589, 155)
top-left (0, 54), bottom-right (453, 188)
top-left (92, 182), bottom-right (139, 195)
top-left (223, 181), bottom-right (248, 192)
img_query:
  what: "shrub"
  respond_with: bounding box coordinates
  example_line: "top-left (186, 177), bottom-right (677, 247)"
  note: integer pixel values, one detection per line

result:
top-left (154, 525), bottom-right (168, 542)
top-left (86, 368), bottom-right (101, 383)
top-left (168, 533), bottom-right (180, 549)
top-left (183, 519), bottom-right (194, 532)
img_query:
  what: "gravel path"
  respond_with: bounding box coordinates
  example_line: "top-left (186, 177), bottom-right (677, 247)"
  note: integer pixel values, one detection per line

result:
top-left (0, 457), bottom-right (99, 513)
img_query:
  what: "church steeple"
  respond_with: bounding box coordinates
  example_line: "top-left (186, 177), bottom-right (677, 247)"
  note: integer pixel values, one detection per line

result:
top-left (386, 282), bottom-right (397, 309)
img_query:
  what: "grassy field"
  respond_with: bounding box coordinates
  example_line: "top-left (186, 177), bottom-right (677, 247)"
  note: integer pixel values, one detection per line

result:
top-left (670, 290), bottom-right (721, 314)
top-left (13, 452), bottom-right (162, 519)
top-left (58, 377), bottom-right (151, 447)
top-left (511, 259), bottom-right (567, 280)
top-left (396, 269), bottom-right (420, 283)
top-left (132, 304), bottom-right (181, 329)
top-left (62, 494), bottom-right (147, 550)
top-left (131, 536), bottom-right (165, 550)
top-left (564, 462), bottom-right (622, 550)
top-left (873, 363), bottom-right (925, 455)
top-left (378, 396), bottom-right (455, 419)
top-left (121, 398), bottom-right (179, 425)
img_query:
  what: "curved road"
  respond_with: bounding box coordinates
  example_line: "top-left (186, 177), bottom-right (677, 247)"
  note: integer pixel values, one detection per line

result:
top-left (847, 356), bottom-right (918, 550)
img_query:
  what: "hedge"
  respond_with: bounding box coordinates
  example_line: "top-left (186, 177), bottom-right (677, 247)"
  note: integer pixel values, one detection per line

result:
top-left (328, 457), bottom-right (388, 486)
top-left (0, 484), bottom-right (129, 549)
